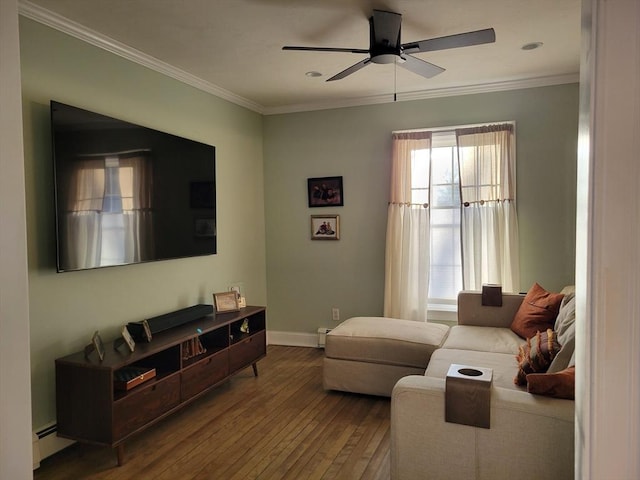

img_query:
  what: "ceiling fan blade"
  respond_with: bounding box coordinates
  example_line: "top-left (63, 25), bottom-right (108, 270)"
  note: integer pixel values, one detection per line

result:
top-left (326, 58), bottom-right (371, 81)
top-left (283, 46), bottom-right (369, 54)
top-left (402, 28), bottom-right (496, 54)
top-left (399, 55), bottom-right (445, 79)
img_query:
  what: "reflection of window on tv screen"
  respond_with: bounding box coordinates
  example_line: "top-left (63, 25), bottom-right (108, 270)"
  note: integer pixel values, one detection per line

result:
top-left (51, 101), bottom-right (216, 272)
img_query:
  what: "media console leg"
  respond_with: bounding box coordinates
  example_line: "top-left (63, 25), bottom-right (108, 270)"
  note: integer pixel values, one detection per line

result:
top-left (252, 363), bottom-right (258, 377)
top-left (116, 444), bottom-right (125, 466)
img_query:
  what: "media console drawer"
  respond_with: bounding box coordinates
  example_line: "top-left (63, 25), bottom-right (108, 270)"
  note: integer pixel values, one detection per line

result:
top-left (229, 330), bottom-right (266, 373)
top-left (113, 374), bottom-right (180, 440)
top-left (181, 351), bottom-right (229, 400)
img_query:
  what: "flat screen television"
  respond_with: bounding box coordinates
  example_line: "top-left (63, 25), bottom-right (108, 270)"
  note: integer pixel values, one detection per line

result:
top-left (50, 101), bottom-right (216, 272)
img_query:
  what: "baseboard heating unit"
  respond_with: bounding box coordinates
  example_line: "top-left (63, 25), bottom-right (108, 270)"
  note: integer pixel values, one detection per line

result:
top-left (33, 423), bottom-right (75, 469)
top-left (317, 328), bottom-right (332, 348)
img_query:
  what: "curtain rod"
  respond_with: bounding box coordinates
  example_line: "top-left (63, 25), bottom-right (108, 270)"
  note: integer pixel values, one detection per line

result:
top-left (393, 120), bottom-right (515, 135)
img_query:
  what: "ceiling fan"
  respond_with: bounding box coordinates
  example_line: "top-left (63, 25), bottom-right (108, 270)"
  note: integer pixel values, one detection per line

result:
top-left (283, 10), bottom-right (495, 81)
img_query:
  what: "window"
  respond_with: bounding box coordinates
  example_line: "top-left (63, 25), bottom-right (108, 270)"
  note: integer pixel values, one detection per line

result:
top-left (410, 132), bottom-right (462, 305)
top-left (385, 123), bottom-right (518, 321)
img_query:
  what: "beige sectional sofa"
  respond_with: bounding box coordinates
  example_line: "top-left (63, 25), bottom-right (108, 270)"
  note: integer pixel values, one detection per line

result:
top-left (391, 290), bottom-right (576, 480)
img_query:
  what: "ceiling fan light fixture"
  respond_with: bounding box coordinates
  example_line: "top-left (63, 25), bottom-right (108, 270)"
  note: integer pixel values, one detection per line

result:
top-left (305, 71), bottom-right (322, 78)
top-left (521, 42), bottom-right (543, 51)
top-left (371, 53), bottom-right (398, 65)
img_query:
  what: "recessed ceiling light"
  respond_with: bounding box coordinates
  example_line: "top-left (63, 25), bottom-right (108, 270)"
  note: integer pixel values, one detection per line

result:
top-left (305, 71), bottom-right (322, 78)
top-left (521, 42), bottom-right (543, 51)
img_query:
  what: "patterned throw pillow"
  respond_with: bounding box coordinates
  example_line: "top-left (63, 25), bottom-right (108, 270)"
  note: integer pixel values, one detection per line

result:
top-left (514, 328), bottom-right (561, 386)
top-left (511, 283), bottom-right (564, 339)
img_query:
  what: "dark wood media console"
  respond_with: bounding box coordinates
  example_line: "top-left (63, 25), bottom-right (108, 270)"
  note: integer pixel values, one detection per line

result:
top-left (55, 306), bottom-right (266, 465)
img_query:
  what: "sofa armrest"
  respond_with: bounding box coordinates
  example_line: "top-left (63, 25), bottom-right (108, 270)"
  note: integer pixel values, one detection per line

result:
top-left (457, 291), bottom-right (524, 328)
top-left (391, 375), bottom-right (574, 480)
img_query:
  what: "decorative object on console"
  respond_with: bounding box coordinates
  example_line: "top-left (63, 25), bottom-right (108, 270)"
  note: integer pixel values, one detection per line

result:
top-left (307, 176), bottom-right (343, 207)
top-left (481, 284), bottom-right (502, 306)
top-left (240, 319), bottom-right (250, 333)
top-left (84, 331), bottom-right (105, 362)
top-left (113, 325), bottom-right (136, 352)
top-left (182, 337), bottom-right (207, 360)
top-left (229, 285), bottom-right (246, 308)
top-left (113, 366), bottom-right (156, 391)
top-left (510, 282), bottom-right (564, 339)
top-left (213, 291), bottom-right (240, 313)
top-left (311, 215), bottom-right (340, 240)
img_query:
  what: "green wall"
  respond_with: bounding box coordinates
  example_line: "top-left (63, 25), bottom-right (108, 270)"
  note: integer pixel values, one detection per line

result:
top-left (263, 84), bottom-right (578, 334)
top-left (20, 18), bottom-right (267, 429)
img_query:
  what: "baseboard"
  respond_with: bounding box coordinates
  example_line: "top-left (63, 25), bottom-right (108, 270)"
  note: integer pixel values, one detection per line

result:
top-left (267, 330), bottom-right (319, 348)
top-left (33, 423), bottom-right (75, 468)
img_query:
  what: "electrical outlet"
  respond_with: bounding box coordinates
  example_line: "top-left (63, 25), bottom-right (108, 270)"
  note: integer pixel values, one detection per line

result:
top-left (332, 307), bottom-right (340, 322)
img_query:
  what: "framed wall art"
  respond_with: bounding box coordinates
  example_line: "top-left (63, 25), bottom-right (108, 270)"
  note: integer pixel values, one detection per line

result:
top-left (307, 176), bottom-right (343, 207)
top-left (311, 215), bottom-right (340, 240)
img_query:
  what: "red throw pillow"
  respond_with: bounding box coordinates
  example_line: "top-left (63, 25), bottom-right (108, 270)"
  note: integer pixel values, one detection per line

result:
top-left (526, 366), bottom-right (575, 400)
top-left (511, 283), bottom-right (564, 339)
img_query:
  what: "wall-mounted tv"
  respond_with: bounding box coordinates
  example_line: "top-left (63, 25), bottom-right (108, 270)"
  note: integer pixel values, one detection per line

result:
top-left (51, 101), bottom-right (216, 272)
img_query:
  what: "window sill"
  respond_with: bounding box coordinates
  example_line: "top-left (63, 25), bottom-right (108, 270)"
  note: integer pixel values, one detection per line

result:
top-left (427, 303), bottom-right (458, 326)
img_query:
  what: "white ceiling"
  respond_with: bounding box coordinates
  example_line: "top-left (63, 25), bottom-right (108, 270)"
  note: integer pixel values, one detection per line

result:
top-left (20, 0), bottom-right (581, 114)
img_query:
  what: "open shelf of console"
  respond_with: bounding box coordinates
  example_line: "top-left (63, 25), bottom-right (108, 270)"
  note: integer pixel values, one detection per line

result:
top-left (55, 305), bottom-right (266, 465)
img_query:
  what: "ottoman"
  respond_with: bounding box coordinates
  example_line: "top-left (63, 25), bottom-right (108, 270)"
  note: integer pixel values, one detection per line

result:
top-left (323, 316), bottom-right (450, 397)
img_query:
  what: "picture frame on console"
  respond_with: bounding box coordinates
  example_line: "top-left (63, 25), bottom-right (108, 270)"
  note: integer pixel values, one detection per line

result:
top-left (213, 291), bottom-right (240, 313)
top-left (84, 330), bottom-right (105, 362)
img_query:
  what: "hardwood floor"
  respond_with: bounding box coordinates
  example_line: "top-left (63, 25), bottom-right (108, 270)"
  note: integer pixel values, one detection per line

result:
top-left (35, 346), bottom-right (391, 480)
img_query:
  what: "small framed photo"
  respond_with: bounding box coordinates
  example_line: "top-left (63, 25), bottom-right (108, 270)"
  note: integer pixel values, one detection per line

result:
top-left (122, 326), bottom-right (136, 352)
top-left (311, 215), bottom-right (340, 240)
top-left (308, 176), bottom-right (343, 207)
top-left (195, 218), bottom-right (216, 237)
top-left (92, 331), bottom-right (105, 361)
top-left (213, 291), bottom-right (240, 313)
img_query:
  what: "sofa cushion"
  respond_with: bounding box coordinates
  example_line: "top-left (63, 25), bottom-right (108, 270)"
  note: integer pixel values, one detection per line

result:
top-left (514, 329), bottom-right (561, 386)
top-left (325, 317), bottom-right (449, 369)
top-left (510, 283), bottom-right (564, 339)
top-left (548, 292), bottom-right (576, 373)
top-left (526, 366), bottom-right (575, 400)
top-left (425, 348), bottom-right (524, 390)
top-left (441, 325), bottom-right (522, 355)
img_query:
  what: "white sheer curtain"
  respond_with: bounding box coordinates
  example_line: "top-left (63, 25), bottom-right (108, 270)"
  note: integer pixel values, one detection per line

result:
top-left (120, 155), bottom-right (154, 262)
top-left (62, 158), bottom-right (104, 270)
top-left (456, 124), bottom-right (519, 292)
top-left (62, 151), bottom-right (153, 270)
top-left (384, 131), bottom-right (432, 321)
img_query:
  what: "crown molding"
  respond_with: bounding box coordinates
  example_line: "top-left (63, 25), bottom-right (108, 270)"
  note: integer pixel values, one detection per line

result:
top-left (18, 0), bottom-right (265, 114)
top-left (262, 73), bottom-right (580, 115)
top-left (19, 0), bottom-right (578, 117)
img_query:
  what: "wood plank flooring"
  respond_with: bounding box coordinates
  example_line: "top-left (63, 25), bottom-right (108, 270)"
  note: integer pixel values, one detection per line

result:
top-left (35, 346), bottom-right (391, 480)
